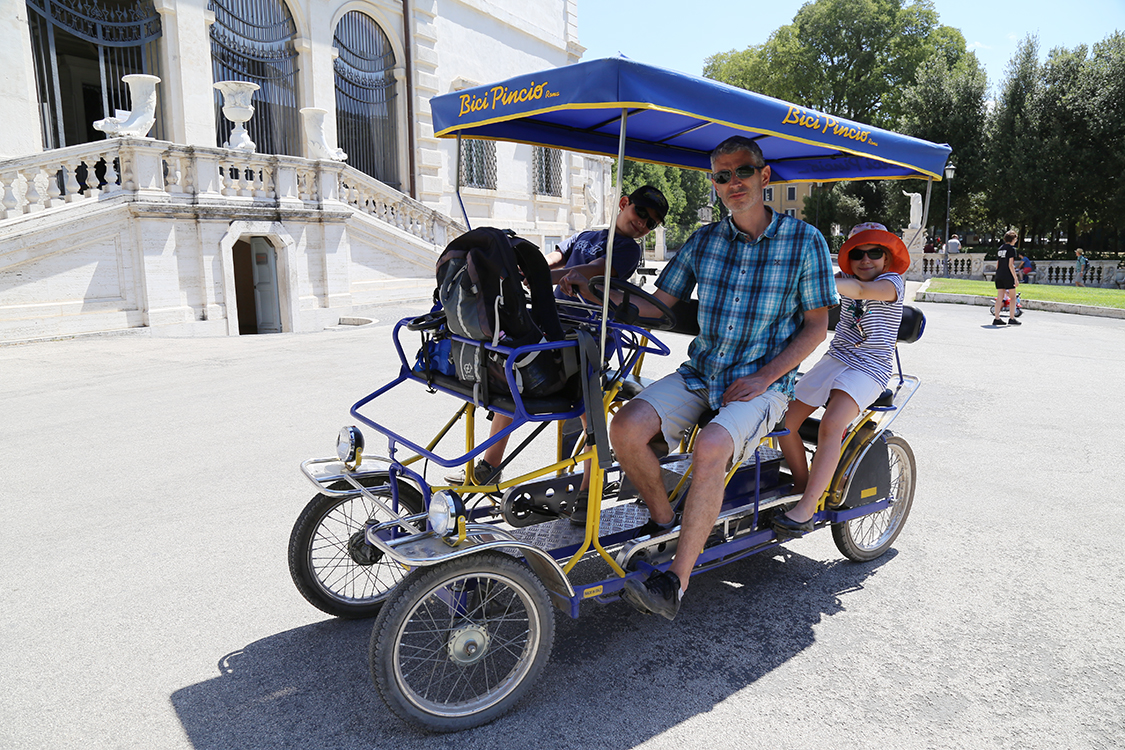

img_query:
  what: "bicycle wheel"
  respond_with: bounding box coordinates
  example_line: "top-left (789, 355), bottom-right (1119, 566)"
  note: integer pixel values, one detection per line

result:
top-left (832, 434), bottom-right (916, 562)
top-left (288, 473), bottom-right (423, 618)
top-left (370, 551), bottom-right (555, 732)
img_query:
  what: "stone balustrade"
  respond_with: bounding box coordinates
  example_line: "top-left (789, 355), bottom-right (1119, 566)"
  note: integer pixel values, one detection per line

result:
top-left (906, 252), bottom-right (1124, 288)
top-left (1, 141), bottom-right (126, 219)
top-left (1, 137), bottom-right (464, 248)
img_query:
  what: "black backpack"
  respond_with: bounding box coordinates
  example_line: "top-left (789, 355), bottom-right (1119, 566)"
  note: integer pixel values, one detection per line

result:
top-left (435, 228), bottom-right (574, 398)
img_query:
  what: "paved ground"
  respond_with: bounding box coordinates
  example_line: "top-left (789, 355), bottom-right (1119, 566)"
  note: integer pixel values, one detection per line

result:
top-left (2, 299), bottom-right (1123, 749)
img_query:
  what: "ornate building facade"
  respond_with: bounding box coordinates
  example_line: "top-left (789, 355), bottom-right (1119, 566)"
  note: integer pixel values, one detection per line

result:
top-left (0, 0), bottom-right (613, 341)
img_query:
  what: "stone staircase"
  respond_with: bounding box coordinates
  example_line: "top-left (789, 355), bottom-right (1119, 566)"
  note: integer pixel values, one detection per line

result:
top-left (0, 137), bottom-right (463, 342)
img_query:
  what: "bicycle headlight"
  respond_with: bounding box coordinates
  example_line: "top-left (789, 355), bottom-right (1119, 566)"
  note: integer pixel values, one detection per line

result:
top-left (428, 490), bottom-right (465, 537)
top-left (336, 425), bottom-right (364, 467)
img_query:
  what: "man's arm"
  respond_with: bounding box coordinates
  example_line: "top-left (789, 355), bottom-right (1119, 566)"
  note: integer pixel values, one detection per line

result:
top-left (721, 306), bottom-right (830, 406)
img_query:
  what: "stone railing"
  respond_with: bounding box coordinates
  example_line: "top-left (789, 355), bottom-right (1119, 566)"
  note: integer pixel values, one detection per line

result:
top-left (1026, 260), bottom-right (1123, 287)
top-left (913, 252), bottom-right (984, 279)
top-left (1, 140), bottom-right (128, 218)
top-left (1, 137), bottom-right (464, 247)
top-left (907, 251), bottom-right (1124, 288)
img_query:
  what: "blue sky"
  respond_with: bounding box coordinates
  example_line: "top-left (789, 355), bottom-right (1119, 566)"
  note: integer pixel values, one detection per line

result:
top-left (577, 0), bottom-right (1125, 94)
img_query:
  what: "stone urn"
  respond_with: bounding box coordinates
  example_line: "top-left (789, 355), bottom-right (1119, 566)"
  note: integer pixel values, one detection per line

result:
top-left (213, 80), bottom-right (260, 152)
top-left (93, 74), bottom-right (161, 137)
top-left (299, 107), bottom-right (347, 161)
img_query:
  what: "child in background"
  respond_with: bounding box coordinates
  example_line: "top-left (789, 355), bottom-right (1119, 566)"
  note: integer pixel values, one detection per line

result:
top-left (774, 222), bottom-right (908, 536)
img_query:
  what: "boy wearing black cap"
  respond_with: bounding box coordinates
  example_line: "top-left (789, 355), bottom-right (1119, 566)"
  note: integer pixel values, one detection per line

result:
top-left (445, 185), bottom-right (668, 488)
top-left (549, 185), bottom-right (669, 291)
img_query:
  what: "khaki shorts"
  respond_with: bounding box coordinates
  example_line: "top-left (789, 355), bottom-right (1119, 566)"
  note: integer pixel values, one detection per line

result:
top-left (633, 372), bottom-right (789, 465)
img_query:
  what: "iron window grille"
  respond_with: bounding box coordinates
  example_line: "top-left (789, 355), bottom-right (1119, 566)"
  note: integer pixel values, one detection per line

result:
top-left (333, 11), bottom-right (399, 189)
top-left (460, 140), bottom-right (496, 189)
top-left (26, 0), bottom-right (163, 149)
top-left (209, 0), bottom-right (301, 157)
top-left (533, 146), bottom-right (562, 197)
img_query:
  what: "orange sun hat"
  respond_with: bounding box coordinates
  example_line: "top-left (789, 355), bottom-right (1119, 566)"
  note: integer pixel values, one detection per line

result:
top-left (838, 222), bottom-right (911, 275)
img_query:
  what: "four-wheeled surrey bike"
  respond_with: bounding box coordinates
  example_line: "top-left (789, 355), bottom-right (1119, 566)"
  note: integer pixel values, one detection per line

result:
top-left (285, 57), bottom-right (951, 732)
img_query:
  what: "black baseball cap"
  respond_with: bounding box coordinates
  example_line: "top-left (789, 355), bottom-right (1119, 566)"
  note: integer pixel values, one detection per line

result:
top-left (628, 185), bottom-right (669, 224)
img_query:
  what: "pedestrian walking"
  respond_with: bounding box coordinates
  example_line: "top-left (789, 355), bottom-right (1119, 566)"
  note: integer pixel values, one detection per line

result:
top-left (1074, 248), bottom-right (1089, 287)
top-left (992, 230), bottom-right (1021, 326)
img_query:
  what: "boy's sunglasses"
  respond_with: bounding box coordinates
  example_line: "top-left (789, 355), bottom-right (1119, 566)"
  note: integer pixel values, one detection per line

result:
top-left (710, 165), bottom-right (760, 184)
top-left (848, 248), bottom-right (886, 261)
top-left (633, 204), bottom-right (659, 230)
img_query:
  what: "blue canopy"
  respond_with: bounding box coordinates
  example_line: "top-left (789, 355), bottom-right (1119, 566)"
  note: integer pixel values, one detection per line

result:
top-left (431, 56), bottom-right (951, 183)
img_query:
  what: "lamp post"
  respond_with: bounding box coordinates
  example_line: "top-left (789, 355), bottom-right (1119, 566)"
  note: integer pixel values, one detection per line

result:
top-left (943, 162), bottom-right (956, 277)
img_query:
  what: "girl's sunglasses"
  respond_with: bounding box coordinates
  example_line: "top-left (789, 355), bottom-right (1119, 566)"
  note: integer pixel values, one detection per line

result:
top-left (710, 165), bottom-right (760, 184)
top-left (848, 247), bottom-right (886, 261)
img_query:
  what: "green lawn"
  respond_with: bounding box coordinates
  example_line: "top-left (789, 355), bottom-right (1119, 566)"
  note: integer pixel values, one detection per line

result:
top-left (925, 279), bottom-right (1125, 310)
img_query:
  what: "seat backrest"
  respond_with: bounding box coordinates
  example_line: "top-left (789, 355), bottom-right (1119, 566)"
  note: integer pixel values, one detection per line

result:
top-left (828, 304), bottom-right (925, 343)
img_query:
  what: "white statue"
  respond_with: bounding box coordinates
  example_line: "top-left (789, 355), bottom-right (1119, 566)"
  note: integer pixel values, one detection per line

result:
top-left (213, 81), bottom-right (260, 152)
top-left (93, 74), bottom-right (161, 138)
top-left (584, 178), bottom-right (600, 225)
top-left (299, 108), bottom-right (347, 161)
top-left (903, 190), bottom-right (922, 228)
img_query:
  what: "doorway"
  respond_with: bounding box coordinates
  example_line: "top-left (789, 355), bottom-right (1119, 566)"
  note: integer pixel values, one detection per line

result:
top-left (232, 237), bottom-right (283, 334)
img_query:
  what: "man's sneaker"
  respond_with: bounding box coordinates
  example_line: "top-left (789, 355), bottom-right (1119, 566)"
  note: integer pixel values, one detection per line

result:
top-left (634, 516), bottom-right (678, 538)
top-left (1007, 318), bottom-right (1022, 326)
top-left (992, 318), bottom-right (1006, 326)
top-left (443, 458), bottom-right (502, 486)
top-left (622, 570), bottom-right (682, 621)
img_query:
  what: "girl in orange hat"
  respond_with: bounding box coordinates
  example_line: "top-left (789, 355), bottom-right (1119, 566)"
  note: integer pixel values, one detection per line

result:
top-left (774, 222), bottom-right (909, 536)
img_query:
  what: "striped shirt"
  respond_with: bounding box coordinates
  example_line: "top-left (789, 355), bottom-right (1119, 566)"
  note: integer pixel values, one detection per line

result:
top-left (657, 211), bottom-right (838, 408)
top-left (827, 272), bottom-right (905, 387)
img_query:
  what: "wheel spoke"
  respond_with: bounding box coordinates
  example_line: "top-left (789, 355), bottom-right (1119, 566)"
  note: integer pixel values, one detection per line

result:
top-left (290, 477), bottom-right (423, 615)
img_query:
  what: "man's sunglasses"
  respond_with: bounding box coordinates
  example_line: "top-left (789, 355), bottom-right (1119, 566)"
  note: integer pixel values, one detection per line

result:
top-left (848, 247), bottom-right (886, 261)
top-left (633, 204), bottom-right (659, 230)
top-left (710, 165), bottom-right (761, 184)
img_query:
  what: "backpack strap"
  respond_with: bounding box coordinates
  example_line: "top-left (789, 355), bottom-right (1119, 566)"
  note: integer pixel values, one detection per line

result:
top-left (575, 330), bottom-right (610, 466)
top-left (510, 236), bottom-right (566, 342)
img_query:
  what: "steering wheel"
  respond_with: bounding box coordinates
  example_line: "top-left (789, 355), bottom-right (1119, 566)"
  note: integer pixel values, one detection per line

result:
top-left (406, 310), bottom-right (446, 331)
top-left (587, 276), bottom-right (677, 330)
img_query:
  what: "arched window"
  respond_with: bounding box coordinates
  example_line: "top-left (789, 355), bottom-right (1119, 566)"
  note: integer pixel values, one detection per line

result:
top-left (209, 0), bottom-right (300, 156)
top-left (26, 0), bottom-right (162, 149)
top-left (333, 11), bottom-right (399, 188)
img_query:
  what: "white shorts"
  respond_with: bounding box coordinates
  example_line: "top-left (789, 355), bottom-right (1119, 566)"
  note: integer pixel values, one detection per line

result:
top-left (794, 356), bottom-right (885, 411)
top-left (633, 372), bottom-right (789, 465)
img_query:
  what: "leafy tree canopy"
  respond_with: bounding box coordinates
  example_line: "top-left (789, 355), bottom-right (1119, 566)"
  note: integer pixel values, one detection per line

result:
top-left (703, 0), bottom-right (969, 128)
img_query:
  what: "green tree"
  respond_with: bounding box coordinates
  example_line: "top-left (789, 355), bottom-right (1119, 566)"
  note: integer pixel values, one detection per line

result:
top-left (1035, 44), bottom-right (1094, 250)
top-left (898, 50), bottom-right (988, 240)
top-left (703, 0), bottom-right (967, 128)
top-left (986, 36), bottom-right (1044, 241)
top-left (1079, 33), bottom-right (1125, 251)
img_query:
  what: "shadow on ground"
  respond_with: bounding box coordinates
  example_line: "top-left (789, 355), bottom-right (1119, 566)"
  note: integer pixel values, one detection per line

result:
top-left (171, 548), bottom-right (896, 749)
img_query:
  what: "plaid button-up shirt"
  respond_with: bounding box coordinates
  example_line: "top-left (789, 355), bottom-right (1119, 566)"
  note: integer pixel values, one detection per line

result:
top-left (657, 210), bottom-right (838, 409)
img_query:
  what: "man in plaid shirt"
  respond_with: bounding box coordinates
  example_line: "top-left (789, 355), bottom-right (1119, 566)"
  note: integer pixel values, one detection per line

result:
top-left (594, 136), bottom-right (837, 620)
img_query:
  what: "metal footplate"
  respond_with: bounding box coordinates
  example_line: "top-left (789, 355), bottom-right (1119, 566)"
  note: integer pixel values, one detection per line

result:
top-left (616, 489), bottom-right (794, 572)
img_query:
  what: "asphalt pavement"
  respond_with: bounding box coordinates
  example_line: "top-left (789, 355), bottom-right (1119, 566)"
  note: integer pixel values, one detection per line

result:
top-left (1, 299), bottom-right (1123, 749)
